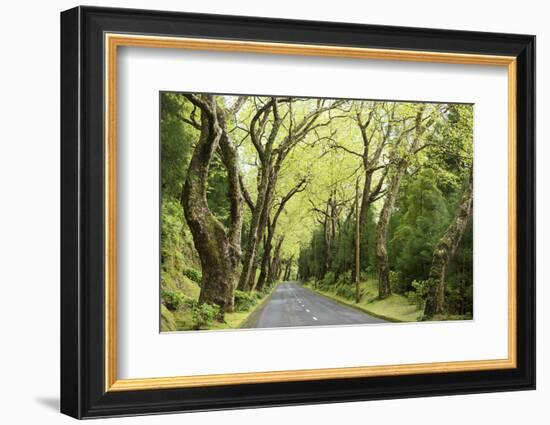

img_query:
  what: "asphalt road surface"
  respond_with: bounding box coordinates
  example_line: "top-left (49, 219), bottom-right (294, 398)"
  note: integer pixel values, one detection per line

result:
top-left (245, 282), bottom-right (386, 329)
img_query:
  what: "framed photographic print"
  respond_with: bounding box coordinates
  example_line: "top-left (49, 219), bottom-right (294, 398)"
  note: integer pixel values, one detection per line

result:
top-left (60, 6), bottom-right (535, 419)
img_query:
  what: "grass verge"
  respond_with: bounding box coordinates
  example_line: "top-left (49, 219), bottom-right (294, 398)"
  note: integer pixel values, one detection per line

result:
top-left (304, 279), bottom-right (423, 322)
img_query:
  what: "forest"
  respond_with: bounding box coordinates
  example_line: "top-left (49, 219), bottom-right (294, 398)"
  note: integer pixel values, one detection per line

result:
top-left (160, 92), bottom-right (473, 332)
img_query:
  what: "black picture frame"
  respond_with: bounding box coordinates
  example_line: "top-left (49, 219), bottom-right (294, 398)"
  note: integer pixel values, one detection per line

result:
top-left (61, 5), bottom-right (535, 419)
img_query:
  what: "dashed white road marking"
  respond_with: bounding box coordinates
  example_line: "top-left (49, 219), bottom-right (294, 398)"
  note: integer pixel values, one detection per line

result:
top-left (306, 309), bottom-right (310, 313)
top-left (312, 316), bottom-right (318, 321)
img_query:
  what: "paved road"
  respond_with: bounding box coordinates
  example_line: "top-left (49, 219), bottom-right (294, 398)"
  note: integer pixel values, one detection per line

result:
top-left (245, 282), bottom-right (386, 329)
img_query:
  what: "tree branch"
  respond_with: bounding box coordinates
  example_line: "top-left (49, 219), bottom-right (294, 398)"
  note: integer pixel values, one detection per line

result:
top-left (239, 173), bottom-right (255, 211)
top-left (226, 96), bottom-right (248, 115)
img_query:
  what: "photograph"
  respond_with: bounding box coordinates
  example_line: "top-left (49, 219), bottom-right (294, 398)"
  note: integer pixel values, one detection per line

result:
top-left (160, 92), bottom-right (474, 332)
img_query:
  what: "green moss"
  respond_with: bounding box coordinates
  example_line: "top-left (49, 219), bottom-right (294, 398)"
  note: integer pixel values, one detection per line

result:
top-left (161, 198), bottom-right (201, 300)
top-left (162, 271), bottom-right (200, 299)
top-left (160, 305), bottom-right (177, 332)
top-left (174, 310), bottom-right (193, 330)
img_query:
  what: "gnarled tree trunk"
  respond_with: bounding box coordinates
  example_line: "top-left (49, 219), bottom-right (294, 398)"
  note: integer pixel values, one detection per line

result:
top-left (423, 174), bottom-right (473, 318)
top-left (181, 95), bottom-right (243, 314)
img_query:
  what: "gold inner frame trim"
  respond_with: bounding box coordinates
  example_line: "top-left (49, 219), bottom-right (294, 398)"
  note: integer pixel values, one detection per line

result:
top-left (104, 33), bottom-right (518, 392)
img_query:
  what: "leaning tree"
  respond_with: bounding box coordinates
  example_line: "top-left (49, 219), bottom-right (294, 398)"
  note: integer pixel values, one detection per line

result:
top-left (375, 104), bottom-right (430, 298)
top-left (423, 172), bottom-right (473, 318)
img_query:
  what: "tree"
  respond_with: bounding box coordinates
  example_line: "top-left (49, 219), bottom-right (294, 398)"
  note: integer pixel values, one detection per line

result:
top-left (391, 169), bottom-right (450, 289)
top-left (354, 177), bottom-right (361, 302)
top-left (180, 94), bottom-right (245, 314)
top-left (256, 177), bottom-right (307, 290)
top-left (160, 93), bottom-right (196, 199)
top-left (328, 102), bottom-right (391, 281)
top-left (239, 98), bottom-right (344, 291)
top-left (423, 173), bottom-right (473, 318)
top-left (376, 104), bottom-right (428, 298)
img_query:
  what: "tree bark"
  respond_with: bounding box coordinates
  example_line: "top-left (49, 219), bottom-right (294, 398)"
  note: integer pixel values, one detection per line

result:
top-left (423, 173), bottom-right (473, 318)
top-left (375, 164), bottom-right (406, 298)
top-left (256, 234), bottom-right (271, 291)
top-left (181, 95), bottom-right (243, 314)
top-left (269, 237), bottom-right (284, 285)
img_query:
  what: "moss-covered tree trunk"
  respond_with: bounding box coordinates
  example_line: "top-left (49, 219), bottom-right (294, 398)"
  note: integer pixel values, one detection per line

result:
top-left (375, 164), bottom-right (406, 298)
top-left (351, 104), bottom-right (391, 282)
top-left (256, 234), bottom-right (272, 291)
top-left (423, 173), bottom-right (473, 318)
top-left (376, 105), bottom-right (425, 299)
top-left (355, 177), bottom-right (361, 302)
top-left (181, 95), bottom-right (243, 314)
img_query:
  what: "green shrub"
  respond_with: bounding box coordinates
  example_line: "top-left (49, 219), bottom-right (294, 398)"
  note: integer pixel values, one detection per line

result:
top-left (360, 270), bottom-right (372, 282)
top-left (409, 279), bottom-right (430, 309)
top-left (335, 283), bottom-right (357, 301)
top-left (253, 290), bottom-right (265, 300)
top-left (184, 299), bottom-right (220, 329)
top-left (161, 289), bottom-right (186, 311)
top-left (234, 290), bottom-right (256, 312)
top-left (323, 271), bottom-right (336, 284)
top-left (389, 270), bottom-right (403, 293)
top-left (317, 272), bottom-right (337, 291)
top-left (184, 268), bottom-right (202, 285)
top-left (336, 271), bottom-right (352, 285)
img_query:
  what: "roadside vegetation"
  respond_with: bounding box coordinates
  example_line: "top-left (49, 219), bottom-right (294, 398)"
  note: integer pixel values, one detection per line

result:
top-left (303, 272), bottom-right (471, 322)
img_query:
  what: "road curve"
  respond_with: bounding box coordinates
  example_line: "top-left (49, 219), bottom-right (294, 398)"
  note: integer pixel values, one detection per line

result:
top-left (245, 282), bottom-right (386, 329)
